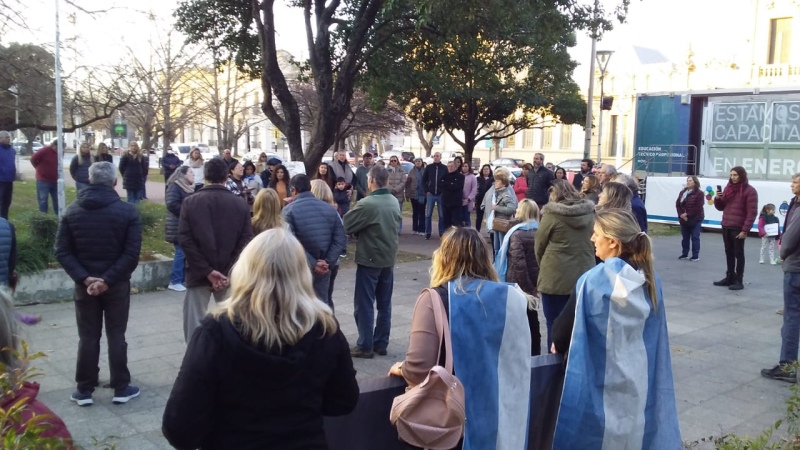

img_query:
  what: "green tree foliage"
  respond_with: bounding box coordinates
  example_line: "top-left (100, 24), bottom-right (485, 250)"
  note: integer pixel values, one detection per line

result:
top-left (364, 0), bottom-right (598, 164)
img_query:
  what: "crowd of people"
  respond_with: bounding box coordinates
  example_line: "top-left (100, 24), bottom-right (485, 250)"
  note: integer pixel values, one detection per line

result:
top-left (12, 143), bottom-right (800, 448)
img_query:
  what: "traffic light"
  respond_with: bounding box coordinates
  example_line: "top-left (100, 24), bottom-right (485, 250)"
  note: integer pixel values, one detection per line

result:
top-left (601, 96), bottom-right (614, 111)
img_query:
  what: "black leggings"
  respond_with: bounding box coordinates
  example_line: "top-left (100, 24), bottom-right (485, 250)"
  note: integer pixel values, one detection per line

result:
top-left (722, 226), bottom-right (746, 281)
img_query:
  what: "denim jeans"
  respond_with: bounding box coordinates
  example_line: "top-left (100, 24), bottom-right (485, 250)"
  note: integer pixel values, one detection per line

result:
top-left (126, 189), bottom-right (145, 204)
top-left (680, 221), bottom-right (701, 258)
top-left (722, 226), bottom-right (746, 281)
top-left (462, 206), bottom-right (471, 227)
top-left (781, 272), bottom-right (800, 364)
top-left (411, 198), bottom-right (425, 233)
top-left (541, 293), bottom-right (570, 350)
top-left (36, 180), bottom-right (58, 215)
top-left (492, 231), bottom-right (506, 258)
top-left (425, 193), bottom-right (444, 236)
top-left (74, 281), bottom-right (131, 392)
top-left (353, 264), bottom-right (394, 352)
top-left (313, 271), bottom-right (333, 309)
top-left (170, 245), bottom-right (185, 285)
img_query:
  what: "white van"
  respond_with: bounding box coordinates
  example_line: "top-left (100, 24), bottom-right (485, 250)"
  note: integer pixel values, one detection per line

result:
top-left (170, 143), bottom-right (211, 162)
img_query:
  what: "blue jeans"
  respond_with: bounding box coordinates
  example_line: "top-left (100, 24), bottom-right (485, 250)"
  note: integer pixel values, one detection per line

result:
top-left (492, 231), bottom-right (506, 258)
top-left (425, 193), bottom-right (444, 236)
top-left (462, 206), bottom-right (471, 227)
top-left (353, 265), bottom-right (394, 352)
top-left (36, 180), bottom-right (58, 215)
top-left (170, 245), bottom-right (185, 285)
top-left (680, 221), bottom-right (702, 258)
top-left (126, 189), bottom-right (145, 204)
top-left (542, 293), bottom-right (570, 350)
top-left (780, 272), bottom-right (800, 364)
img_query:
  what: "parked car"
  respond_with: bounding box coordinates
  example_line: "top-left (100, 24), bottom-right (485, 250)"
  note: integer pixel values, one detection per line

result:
top-left (491, 158), bottom-right (525, 178)
top-left (170, 142), bottom-right (212, 162)
top-left (380, 150), bottom-right (416, 163)
top-left (556, 158), bottom-right (583, 172)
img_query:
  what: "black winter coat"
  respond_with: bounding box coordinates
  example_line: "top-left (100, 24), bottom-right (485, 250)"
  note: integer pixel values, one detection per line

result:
top-left (165, 183), bottom-right (192, 244)
top-left (476, 175), bottom-right (494, 207)
top-left (507, 228), bottom-right (538, 296)
top-left (422, 162), bottom-right (446, 195)
top-left (162, 316), bottom-right (359, 450)
top-left (525, 166), bottom-right (555, 205)
top-left (441, 171), bottom-right (465, 207)
top-left (55, 185), bottom-right (142, 285)
top-left (69, 154), bottom-right (93, 184)
top-left (119, 153), bottom-right (149, 191)
top-left (161, 154), bottom-right (182, 180)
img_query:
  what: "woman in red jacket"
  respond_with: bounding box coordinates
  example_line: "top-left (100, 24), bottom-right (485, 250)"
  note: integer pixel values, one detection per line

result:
top-left (713, 166), bottom-right (759, 290)
top-left (675, 175), bottom-right (706, 261)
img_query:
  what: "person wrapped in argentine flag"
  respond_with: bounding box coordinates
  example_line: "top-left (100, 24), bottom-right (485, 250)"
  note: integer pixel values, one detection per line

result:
top-left (553, 210), bottom-right (681, 450)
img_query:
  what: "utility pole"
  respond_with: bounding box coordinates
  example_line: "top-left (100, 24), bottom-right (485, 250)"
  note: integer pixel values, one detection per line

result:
top-left (583, 0), bottom-right (600, 160)
top-left (54, 0), bottom-right (65, 217)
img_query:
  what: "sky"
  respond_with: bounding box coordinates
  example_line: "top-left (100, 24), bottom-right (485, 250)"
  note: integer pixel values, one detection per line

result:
top-left (8, 0), bottom-right (752, 87)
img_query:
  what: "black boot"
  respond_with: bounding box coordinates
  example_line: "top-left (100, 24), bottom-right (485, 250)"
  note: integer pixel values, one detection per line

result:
top-left (729, 276), bottom-right (744, 290)
top-left (713, 276), bottom-right (732, 287)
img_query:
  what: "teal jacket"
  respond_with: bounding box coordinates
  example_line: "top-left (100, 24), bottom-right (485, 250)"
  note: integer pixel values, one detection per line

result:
top-left (343, 188), bottom-right (402, 268)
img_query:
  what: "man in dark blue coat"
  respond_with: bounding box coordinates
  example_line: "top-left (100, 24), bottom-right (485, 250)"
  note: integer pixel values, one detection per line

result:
top-left (283, 174), bottom-right (347, 309)
top-left (0, 131), bottom-right (16, 218)
top-left (55, 162), bottom-right (142, 407)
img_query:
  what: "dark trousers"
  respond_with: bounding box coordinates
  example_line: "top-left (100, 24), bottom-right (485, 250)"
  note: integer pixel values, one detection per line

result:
top-left (680, 221), bottom-right (702, 259)
top-left (0, 181), bottom-right (13, 219)
top-left (410, 199), bottom-right (425, 233)
top-left (328, 264), bottom-right (339, 311)
top-left (441, 204), bottom-right (463, 231)
top-left (475, 207), bottom-right (485, 232)
top-left (74, 281), bottom-right (131, 393)
top-left (354, 265), bottom-right (394, 352)
top-left (722, 226), bottom-right (746, 281)
top-left (528, 308), bottom-right (542, 356)
top-left (541, 293), bottom-right (570, 350)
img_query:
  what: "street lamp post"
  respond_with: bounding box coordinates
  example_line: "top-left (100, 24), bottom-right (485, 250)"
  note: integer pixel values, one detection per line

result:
top-left (595, 50), bottom-right (613, 164)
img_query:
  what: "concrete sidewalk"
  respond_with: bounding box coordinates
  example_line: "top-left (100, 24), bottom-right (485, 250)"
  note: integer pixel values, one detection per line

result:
top-left (14, 232), bottom-right (793, 448)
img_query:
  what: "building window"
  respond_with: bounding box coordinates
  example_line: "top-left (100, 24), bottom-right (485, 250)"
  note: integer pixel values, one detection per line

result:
top-left (769, 17), bottom-right (792, 64)
top-left (507, 133), bottom-right (516, 148)
top-left (541, 127), bottom-right (553, 149)
top-left (523, 129), bottom-right (533, 148)
top-left (560, 125), bottom-right (572, 149)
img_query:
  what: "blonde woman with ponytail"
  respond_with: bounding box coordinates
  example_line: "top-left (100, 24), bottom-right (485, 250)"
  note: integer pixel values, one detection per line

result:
top-left (550, 209), bottom-right (681, 448)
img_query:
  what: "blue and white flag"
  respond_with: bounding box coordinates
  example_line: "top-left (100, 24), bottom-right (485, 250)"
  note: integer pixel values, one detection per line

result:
top-left (494, 220), bottom-right (538, 281)
top-left (448, 278), bottom-right (531, 450)
top-left (553, 258), bottom-right (682, 450)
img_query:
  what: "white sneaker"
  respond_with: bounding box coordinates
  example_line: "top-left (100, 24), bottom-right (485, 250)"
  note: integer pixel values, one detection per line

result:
top-left (759, 260), bottom-right (765, 264)
top-left (168, 283), bottom-right (187, 292)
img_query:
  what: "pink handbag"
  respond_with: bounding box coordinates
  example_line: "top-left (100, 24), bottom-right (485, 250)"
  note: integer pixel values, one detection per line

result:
top-left (390, 288), bottom-right (466, 449)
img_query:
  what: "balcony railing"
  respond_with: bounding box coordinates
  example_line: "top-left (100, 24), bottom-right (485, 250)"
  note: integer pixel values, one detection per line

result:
top-left (754, 64), bottom-right (800, 85)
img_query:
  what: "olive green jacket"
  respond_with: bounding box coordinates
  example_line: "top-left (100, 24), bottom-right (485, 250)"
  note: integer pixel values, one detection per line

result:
top-left (535, 199), bottom-right (596, 295)
top-left (343, 188), bottom-right (402, 268)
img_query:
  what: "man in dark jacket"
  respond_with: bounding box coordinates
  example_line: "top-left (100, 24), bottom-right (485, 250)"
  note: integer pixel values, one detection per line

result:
top-left (441, 161), bottom-right (465, 229)
top-left (0, 131), bottom-right (15, 219)
top-left (282, 174), bottom-right (347, 309)
top-left (525, 153), bottom-right (555, 208)
top-left (421, 152), bottom-right (447, 239)
top-left (30, 139), bottom-right (59, 214)
top-left (160, 147), bottom-right (182, 183)
top-left (612, 173), bottom-right (648, 233)
top-left (572, 158), bottom-right (594, 191)
top-left (762, 173), bottom-right (800, 382)
top-left (55, 161), bottom-right (143, 407)
top-left (179, 158), bottom-right (254, 342)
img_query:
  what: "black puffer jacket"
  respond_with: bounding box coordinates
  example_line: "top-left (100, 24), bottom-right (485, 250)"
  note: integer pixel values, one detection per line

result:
top-left (165, 183), bottom-right (192, 244)
top-left (119, 153), bottom-right (149, 191)
top-left (525, 166), bottom-right (555, 205)
top-left (55, 185), bottom-right (142, 285)
top-left (507, 228), bottom-right (538, 296)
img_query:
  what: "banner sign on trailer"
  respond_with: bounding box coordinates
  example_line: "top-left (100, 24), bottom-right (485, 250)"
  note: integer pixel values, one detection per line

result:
top-left (634, 96), bottom-right (691, 173)
top-left (644, 176), bottom-right (792, 230)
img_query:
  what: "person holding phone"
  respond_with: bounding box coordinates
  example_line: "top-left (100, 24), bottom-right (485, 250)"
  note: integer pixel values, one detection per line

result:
top-left (713, 167), bottom-right (758, 290)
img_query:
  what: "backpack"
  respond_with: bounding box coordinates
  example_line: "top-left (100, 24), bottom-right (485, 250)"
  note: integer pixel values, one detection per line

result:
top-left (390, 288), bottom-right (466, 449)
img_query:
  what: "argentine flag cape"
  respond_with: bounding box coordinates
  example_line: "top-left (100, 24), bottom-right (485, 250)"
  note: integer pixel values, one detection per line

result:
top-left (448, 278), bottom-right (531, 450)
top-left (553, 258), bottom-right (681, 450)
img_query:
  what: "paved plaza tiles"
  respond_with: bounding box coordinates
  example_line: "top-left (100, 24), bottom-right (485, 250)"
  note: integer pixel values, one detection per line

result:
top-left (14, 233), bottom-right (793, 449)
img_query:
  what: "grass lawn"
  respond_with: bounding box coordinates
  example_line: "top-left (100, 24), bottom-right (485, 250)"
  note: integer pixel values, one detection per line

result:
top-left (647, 222), bottom-right (681, 237)
top-left (10, 181), bottom-right (172, 274)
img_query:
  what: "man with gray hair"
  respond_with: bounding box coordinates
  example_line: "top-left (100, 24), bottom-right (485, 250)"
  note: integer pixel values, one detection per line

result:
top-left (55, 161), bottom-right (143, 406)
top-left (596, 163), bottom-right (617, 189)
top-left (611, 173), bottom-right (648, 233)
top-left (0, 131), bottom-right (15, 218)
top-left (343, 165), bottom-right (402, 358)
